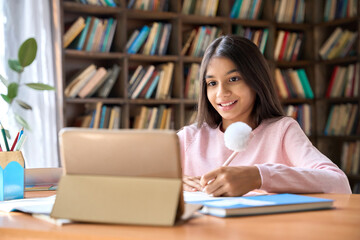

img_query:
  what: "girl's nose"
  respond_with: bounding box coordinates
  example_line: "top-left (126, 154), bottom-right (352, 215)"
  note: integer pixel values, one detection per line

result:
top-left (216, 83), bottom-right (231, 97)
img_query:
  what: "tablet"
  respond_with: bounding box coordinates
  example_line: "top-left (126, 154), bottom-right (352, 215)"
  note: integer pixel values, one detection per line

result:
top-left (58, 128), bottom-right (182, 178)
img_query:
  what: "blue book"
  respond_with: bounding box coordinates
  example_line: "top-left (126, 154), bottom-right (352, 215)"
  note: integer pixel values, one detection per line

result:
top-left (128, 25), bottom-right (150, 54)
top-left (99, 105), bottom-right (107, 128)
top-left (85, 18), bottom-right (100, 51)
top-left (297, 69), bottom-right (314, 99)
top-left (145, 74), bottom-right (160, 99)
top-left (76, 16), bottom-right (92, 50)
top-left (184, 192), bottom-right (333, 217)
top-left (230, 0), bottom-right (242, 18)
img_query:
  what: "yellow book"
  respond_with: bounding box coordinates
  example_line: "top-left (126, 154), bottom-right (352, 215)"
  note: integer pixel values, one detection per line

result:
top-left (93, 102), bottom-right (103, 129)
top-left (63, 16), bottom-right (86, 48)
top-left (160, 108), bottom-right (168, 129)
top-left (327, 30), bottom-right (352, 60)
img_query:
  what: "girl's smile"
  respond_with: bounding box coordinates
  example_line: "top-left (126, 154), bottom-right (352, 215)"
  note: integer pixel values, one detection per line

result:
top-left (205, 57), bottom-right (256, 130)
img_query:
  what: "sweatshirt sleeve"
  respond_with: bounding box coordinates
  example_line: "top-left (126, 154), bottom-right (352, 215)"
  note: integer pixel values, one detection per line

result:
top-left (256, 120), bottom-right (352, 194)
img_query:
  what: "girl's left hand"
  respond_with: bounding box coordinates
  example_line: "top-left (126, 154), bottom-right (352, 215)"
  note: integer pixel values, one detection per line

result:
top-left (200, 166), bottom-right (262, 197)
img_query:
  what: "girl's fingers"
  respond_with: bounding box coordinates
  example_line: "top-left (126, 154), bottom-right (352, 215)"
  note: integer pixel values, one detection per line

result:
top-left (200, 169), bottom-right (220, 187)
top-left (183, 176), bottom-right (202, 191)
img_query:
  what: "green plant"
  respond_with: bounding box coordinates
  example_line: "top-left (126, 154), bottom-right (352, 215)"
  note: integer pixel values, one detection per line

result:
top-left (0, 38), bottom-right (55, 130)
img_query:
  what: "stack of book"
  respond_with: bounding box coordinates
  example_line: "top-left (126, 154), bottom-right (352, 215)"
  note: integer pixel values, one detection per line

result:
top-left (284, 104), bottom-right (311, 135)
top-left (126, 22), bottom-right (172, 55)
top-left (127, 0), bottom-right (170, 11)
top-left (274, 0), bottom-right (305, 23)
top-left (181, 26), bottom-right (222, 57)
top-left (64, 64), bottom-right (121, 98)
top-left (234, 26), bottom-right (269, 54)
top-left (324, 104), bottom-right (359, 136)
top-left (230, 0), bottom-right (264, 20)
top-left (181, 0), bottom-right (219, 17)
top-left (341, 141), bottom-right (360, 175)
top-left (326, 63), bottom-right (359, 98)
top-left (274, 31), bottom-right (304, 61)
top-left (324, 0), bottom-right (358, 21)
top-left (184, 63), bottom-right (200, 99)
top-left (128, 62), bottom-right (174, 99)
top-left (133, 105), bottom-right (173, 129)
top-left (319, 27), bottom-right (358, 60)
top-left (274, 68), bottom-right (314, 99)
top-left (64, 16), bottom-right (117, 52)
top-left (74, 102), bottom-right (122, 129)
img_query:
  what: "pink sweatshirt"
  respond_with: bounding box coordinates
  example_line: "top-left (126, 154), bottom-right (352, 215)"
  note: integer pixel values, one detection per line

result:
top-left (177, 117), bottom-right (351, 194)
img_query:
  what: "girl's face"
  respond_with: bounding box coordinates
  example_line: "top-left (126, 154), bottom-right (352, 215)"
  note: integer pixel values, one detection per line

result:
top-left (205, 57), bottom-right (256, 131)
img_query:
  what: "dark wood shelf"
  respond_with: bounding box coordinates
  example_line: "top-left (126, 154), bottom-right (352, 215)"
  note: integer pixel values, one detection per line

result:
top-left (57, 0), bottom-right (360, 177)
top-left (63, 1), bottom-right (122, 15)
top-left (65, 49), bottom-right (124, 59)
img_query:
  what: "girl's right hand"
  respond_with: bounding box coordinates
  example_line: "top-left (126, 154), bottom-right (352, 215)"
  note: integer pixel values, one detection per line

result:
top-left (183, 175), bottom-right (202, 192)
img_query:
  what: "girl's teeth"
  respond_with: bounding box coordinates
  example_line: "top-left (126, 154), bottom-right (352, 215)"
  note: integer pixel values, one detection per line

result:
top-left (221, 101), bottom-right (235, 107)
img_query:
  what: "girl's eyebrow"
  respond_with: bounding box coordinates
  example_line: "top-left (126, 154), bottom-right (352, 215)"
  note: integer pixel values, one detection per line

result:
top-left (205, 69), bottom-right (239, 79)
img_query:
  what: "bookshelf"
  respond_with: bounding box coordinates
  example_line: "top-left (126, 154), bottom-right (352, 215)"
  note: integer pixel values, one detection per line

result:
top-left (53, 0), bottom-right (359, 189)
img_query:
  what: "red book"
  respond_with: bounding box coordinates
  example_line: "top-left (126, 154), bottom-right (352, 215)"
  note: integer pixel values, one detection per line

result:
top-left (326, 66), bottom-right (339, 98)
top-left (138, 70), bottom-right (158, 98)
top-left (278, 31), bottom-right (289, 61)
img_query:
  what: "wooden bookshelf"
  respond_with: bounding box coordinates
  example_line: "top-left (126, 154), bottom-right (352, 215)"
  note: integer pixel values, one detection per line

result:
top-left (53, 0), bottom-right (360, 189)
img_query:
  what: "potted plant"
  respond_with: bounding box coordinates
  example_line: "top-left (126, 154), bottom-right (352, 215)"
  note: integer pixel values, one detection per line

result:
top-left (0, 38), bottom-right (55, 130)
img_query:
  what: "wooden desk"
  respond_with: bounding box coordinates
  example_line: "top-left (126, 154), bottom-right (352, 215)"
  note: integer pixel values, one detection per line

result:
top-left (0, 192), bottom-right (359, 240)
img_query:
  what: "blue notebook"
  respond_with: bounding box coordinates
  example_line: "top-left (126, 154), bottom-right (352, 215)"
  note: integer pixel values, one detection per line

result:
top-left (185, 193), bottom-right (333, 217)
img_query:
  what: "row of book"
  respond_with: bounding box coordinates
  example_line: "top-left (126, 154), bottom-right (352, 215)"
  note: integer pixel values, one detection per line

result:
top-left (126, 22), bottom-right (172, 55)
top-left (324, 104), bottom-right (359, 136)
top-left (341, 141), bottom-right (360, 175)
top-left (75, 103), bottom-right (122, 129)
top-left (64, 16), bottom-right (117, 52)
top-left (128, 62), bottom-right (174, 99)
top-left (274, 0), bottom-right (305, 23)
top-left (74, 0), bottom-right (119, 7)
top-left (233, 26), bottom-right (268, 54)
top-left (182, 0), bottom-right (219, 17)
top-left (274, 31), bottom-right (303, 61)
top-left (284, 104), bottom-right (311, 136)
top-left (133, 105), bottom-right (173, 129)
top-left (324, 0), bottom-right (358, 22)
top-left (326, 63), bottom-right (359, 98)
top-left (274, 68), bottom-right (314, 99)
top-left (230, 0), bottom-right (263, 20)
top-left (184, 63), bottom-right (200, 99)
top-left (64, 64), bottom-right (120, 98)
top-left (181, 26), bottom-right (222, 57)
top-left (127, 0), bottom-right (169, 11)
top-left (319, 27), bottom-right (358, 60)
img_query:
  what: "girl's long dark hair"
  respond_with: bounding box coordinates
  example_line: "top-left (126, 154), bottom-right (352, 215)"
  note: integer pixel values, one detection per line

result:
top-left (197, 35), bottom-right (284, 128)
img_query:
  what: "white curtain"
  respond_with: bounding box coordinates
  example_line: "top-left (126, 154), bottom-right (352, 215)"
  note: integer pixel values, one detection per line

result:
top-left (0, 0), bottom-right (58, 167)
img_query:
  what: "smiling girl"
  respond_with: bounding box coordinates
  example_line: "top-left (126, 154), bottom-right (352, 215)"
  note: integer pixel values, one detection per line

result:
top-left (177, 35), bottom-right (351, 196)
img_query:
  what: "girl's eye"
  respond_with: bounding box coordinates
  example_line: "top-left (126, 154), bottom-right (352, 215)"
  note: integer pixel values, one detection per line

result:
top-left (229, 76), bottom-right (240, 82)
top-left (207, 81), bottom-right (216, 86)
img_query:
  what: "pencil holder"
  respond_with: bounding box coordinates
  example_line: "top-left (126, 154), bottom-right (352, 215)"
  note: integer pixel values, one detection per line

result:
top-left (0, 151), bottom-right (25, 201)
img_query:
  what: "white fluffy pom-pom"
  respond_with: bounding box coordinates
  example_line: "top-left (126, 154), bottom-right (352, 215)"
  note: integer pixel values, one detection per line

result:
top-left (224, 122), bottom-right (252, 152)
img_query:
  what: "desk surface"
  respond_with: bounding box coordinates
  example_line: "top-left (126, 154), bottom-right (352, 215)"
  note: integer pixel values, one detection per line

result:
top-left (0, 192), bottom-right (359, 240)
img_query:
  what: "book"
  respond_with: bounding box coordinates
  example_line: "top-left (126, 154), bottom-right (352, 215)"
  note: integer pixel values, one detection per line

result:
top-left (64, 64), bottom-right (97, 98)
top-left (77, 67), bottom-right (107, 98)
top-left (186, 193), bottom-right (333, 217)
top-left (97, 64), bottom-right (121, 98)
top-left (63, 16), bottom-right (86, 48)
top-left (128, 25), bottom-right (150, 54)
top-left (297, 69), bottom-right (314, 99)
top-left (131, 65), bottom-right (155, 99)
top-left (0, 195), bottom-right (71, 226)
